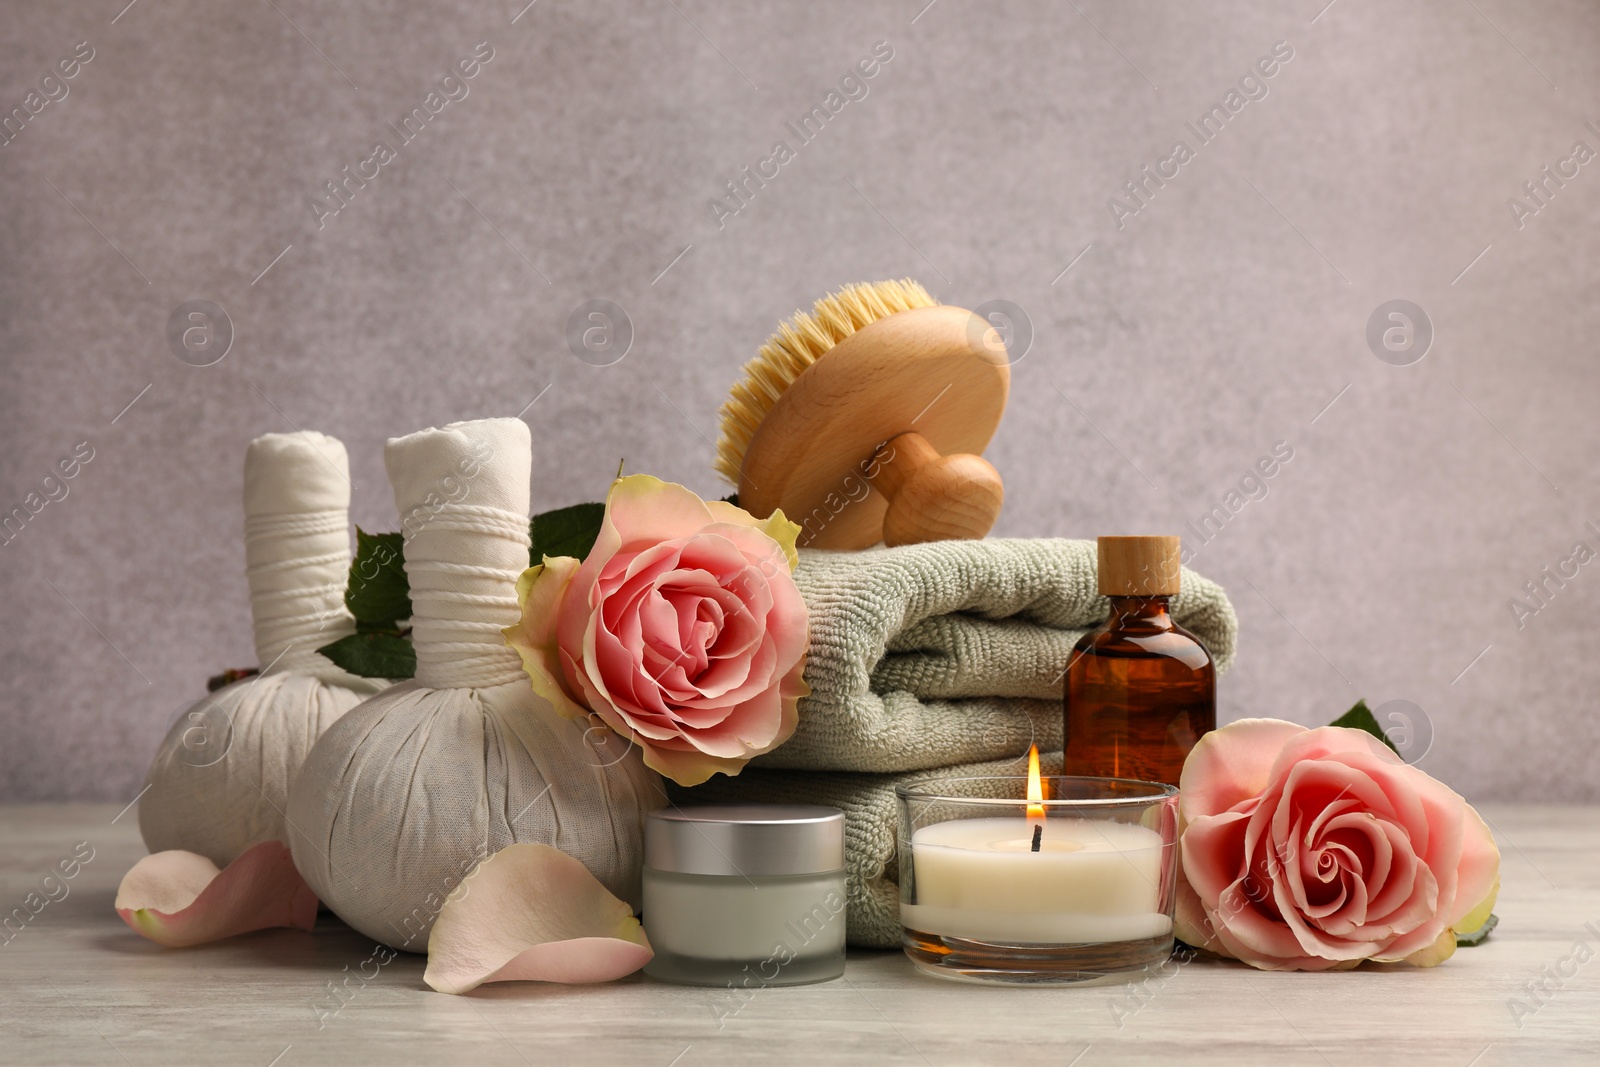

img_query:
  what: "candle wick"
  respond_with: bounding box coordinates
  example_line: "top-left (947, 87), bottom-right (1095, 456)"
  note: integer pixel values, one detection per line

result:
top-left (1031, 824), bottom-right (1042, 853)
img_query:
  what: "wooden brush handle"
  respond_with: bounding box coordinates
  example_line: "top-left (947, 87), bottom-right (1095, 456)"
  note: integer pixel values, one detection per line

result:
top-left (869, 432), bottom-right (1004, 546)
top-left (737, 304), bottom-right (1010, 550)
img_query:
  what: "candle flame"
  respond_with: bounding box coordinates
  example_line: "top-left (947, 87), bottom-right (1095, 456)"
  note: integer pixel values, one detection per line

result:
top-left (1026, 744), bottom-right (1045, 821)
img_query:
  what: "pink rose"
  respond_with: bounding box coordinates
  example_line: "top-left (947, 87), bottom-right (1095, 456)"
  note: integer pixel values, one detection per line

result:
top-left (505, 475), bottom-right (808, 786)
top-left (1176, 718), bottom-right (1500, 971)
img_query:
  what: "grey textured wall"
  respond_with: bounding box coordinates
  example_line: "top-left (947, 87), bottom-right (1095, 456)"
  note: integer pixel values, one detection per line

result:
top-left (3, 0), bottom-right (1596, 803)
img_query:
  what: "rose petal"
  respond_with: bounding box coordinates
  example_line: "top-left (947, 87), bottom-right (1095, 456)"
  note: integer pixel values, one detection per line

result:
top-left (1178, 808), bottom-right (1253, 918)
top-left (1269, 731), bottom-right (1421, 832)
top-left (1274, 723), bottom-right (1407, 767)
top-left (424, 843), bottom-right (652, 994)
top-left (1296, 812), bottom-right (1385, 928)
top-left (1401, 926), bottom-right (1457, 967)
top-left (1173, 875), bottom-right (1228, 955)
top-left (115, 842), bottom-right (318, 948)
top-left (469, 936), bottom-right (655, 986)
top-left (682, 639), bottom-right (782, 725)
top-left (602, 475), bottom-right (717, 549)
top-left (504, 557), bottom-right (590, 719)
top-left (1179, 719), bottom-right (1308, 823)
top-left (610, 538), bottom-right (687, 589)
top-left (1439, 795), bottom-right (1500, 931)
top-left (586, 606), bottom-right (668, 718)
top-left (701, 506), bottom-right (802, 572)
top-left (1453, 871), bottom-right (1499, 938)
top-left (1214, 886), bottom-right (1347, 969)
top-left (680, 682), bottom-right (786, 757)
top-left (628, 741), bottom-right (751, 786)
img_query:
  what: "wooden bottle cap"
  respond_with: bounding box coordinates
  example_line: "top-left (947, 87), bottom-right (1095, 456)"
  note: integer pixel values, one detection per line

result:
top-left (1097, 536), bottom-right (1181, 596)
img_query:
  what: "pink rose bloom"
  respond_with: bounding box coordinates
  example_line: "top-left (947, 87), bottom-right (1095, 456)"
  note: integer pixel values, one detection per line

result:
top-left (505, 475), bottom-right (808, 786)
top-left (1176, 718), bottom-right (1500, 971)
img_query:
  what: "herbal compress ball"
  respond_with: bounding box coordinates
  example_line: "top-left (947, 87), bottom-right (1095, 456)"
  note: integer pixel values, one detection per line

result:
top-left (140, 432), bottom-right (389, 867)
top-left (288, 418), bottom-right (661, 950)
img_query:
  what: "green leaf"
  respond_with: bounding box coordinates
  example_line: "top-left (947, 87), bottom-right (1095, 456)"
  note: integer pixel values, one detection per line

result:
top-left (317, 631), bottom-right (416, 679)
top-left (1328, 699), bottom-right (1401, 756)
top-left (345, 528), bottom-right (411, 627)
top-left (1455, 913), bottom-right (1498, 947)
top-left (528, 502), bottom-right (605, 564)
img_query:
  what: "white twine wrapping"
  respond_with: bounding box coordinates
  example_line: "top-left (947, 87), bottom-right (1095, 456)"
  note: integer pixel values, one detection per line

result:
top-left (385, 419), bottom-right (532, 690)
top-left (242, 433), bottom-right (359, 674)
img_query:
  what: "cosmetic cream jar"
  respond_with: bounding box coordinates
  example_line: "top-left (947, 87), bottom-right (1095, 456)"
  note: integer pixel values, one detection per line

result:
top-left (642, 804), bottom-right (847, 987)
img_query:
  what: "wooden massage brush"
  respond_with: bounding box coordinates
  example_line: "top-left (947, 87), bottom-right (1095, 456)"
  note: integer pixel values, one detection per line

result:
top-left (715, 279), bottom-right (1011, 550)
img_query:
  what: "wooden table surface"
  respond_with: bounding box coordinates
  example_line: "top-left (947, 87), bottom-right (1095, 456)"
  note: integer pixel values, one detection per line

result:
top-left (2, 803), bottom-right (1595, 1066)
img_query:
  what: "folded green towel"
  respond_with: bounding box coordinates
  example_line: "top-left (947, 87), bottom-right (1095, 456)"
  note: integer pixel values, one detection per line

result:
top-left (752, 538), bottom-right (1237, 773)
top-left (683, 538), bottom-right (1238, 947)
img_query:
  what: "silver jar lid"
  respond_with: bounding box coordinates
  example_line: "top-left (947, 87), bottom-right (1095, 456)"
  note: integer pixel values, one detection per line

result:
top-left (646, 805), bottom-right (845, 877)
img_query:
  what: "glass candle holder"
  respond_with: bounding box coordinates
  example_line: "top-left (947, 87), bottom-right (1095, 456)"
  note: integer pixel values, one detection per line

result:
top-left (643, 805), bottom-right (847, 987)
top-left (896, 775), bottom-right (1178, 985)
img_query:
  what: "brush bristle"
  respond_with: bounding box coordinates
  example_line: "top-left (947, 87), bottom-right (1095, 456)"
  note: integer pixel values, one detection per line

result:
top-left (715, 279), bottom-right (937, 486)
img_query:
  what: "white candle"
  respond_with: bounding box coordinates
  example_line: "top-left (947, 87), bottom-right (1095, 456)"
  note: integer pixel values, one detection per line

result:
top-left (902, 816), bottom-right (1171, 944)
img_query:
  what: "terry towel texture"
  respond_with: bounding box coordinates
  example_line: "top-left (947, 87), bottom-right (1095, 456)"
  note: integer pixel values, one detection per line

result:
top-left (753, 538), bottom-right (1237, 773)
top-left (682, 537), bottom-right (1238, 948)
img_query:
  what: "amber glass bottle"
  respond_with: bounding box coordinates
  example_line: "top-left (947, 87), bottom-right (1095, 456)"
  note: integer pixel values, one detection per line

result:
top-left (1063, 536), bottom-right (1214, 786)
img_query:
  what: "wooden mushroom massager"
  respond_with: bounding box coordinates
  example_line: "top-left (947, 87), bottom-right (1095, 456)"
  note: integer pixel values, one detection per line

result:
top-left (715, 280), bottom-right (1010, 550)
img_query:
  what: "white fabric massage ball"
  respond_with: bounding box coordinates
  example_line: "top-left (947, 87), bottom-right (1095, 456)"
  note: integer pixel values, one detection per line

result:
top-left (287, 418), bottom-right (662, 950)
top-left (139, 432), bottom-right (389, 867)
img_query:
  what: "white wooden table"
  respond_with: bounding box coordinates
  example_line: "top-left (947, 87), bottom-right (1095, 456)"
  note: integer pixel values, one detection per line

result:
top-left (2, 804), bottom-right (1594, 1066)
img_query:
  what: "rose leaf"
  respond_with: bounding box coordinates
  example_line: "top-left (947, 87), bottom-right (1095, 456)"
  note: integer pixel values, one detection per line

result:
top-left (1327, 699), bottom-right (1401, 756)
top-left (529, 502), bottom-right (605, 564)
top-left (345, 528), bottom-right (411, 626)
top-left (317, 631), bottom-right (416, 679)
top-left (1455, 912), bottom-right (1499, 947)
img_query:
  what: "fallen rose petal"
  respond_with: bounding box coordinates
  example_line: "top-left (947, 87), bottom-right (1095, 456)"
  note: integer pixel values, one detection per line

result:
top-left (115, 841), bottom-right (318, 948)
top-left (462, 936), bottom-right (654, 987)
top-left (424, 843), bottom-right (651, 995)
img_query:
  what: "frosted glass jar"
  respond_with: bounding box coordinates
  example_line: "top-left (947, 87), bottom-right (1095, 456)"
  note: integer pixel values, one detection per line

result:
top-left (643, 805), bottom-right (846, 987)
